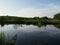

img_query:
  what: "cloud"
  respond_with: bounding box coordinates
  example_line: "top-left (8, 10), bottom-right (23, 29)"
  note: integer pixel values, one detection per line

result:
top-left (13, 4), bottom-right (60, 18)
top-left (0, 4), bottom-right (60, 18)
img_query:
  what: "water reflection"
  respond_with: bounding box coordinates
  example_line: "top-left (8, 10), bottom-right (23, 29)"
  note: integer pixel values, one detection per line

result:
top-left (0, 24), bottom-right (60, 45)
top-left (9, 34), bottom-right (17, 45)
top-left (0, 31), bottom-right (6, 45)
top-left (0, 24), bottom-right (4, 27)
top-left (54, 24), bottom-right (60, 29)
top-left (1, 24), bottom-right (60, 29)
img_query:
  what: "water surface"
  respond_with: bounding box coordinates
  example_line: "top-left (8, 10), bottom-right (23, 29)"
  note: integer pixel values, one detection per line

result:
top-left (0, 24), bottom-right (60, 45)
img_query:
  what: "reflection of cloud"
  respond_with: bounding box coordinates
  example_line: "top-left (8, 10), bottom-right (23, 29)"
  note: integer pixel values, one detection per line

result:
top-left (19, 25), bottom-right (60, 34)
top-left (19, 25), bottom-right (39, 32)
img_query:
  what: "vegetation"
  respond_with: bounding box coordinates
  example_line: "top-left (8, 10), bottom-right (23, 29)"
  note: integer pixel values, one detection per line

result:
top-left (54, 13), bottom-right (60, 19)
top-left (0, 31), bottom-right (5, 45)
top-left (0, 13), bottom-right (60, 25)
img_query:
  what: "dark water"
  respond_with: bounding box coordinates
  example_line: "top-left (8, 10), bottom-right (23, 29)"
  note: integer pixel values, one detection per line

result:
top-left (0, 24), bottom-right (60, 45)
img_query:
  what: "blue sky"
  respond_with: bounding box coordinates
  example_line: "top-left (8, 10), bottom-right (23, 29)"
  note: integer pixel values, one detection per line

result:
top-left (0, 0), bottom-right (60, 18)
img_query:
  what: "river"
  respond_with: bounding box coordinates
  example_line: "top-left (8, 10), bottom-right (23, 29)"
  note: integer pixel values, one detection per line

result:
top-left (0, 24), bottom-right (60, 45)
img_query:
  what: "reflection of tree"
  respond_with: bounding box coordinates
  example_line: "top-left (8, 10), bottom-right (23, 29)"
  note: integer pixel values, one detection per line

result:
top-left (36, 24), bottom-right (47, 28)
top-left (13, 24), bottom-right (18, 29)
top-left (13, 24), bottom-right (23, 29)
top-left (0, 31), bottom-right (5, 45)
top-left (43, 25), bottom-right (47, 30)
top-left (0, 24), bottom-right (8, 27)
top-left (9, 34), bottom-right (17, 45)
top-left (36, 24), bottom-right (42, 28)
top-left (54, 24), bottom-right (60, 29)
top-left (0, 24), bottom-right (4, 27)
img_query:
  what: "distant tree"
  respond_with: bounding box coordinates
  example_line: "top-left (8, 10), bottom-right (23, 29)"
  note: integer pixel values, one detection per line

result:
top-left (41, 16), bottom-right (48, 24)
top-left (34, 17), bottom-right (40, 19)
top-left (54, 13), bottom-right (60, 19)
top-left (41, 16), bottom-right (48, 19)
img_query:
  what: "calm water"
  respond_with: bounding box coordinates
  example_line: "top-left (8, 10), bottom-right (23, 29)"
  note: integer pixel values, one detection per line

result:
top-left (0, 24), bottom-right (60, 45)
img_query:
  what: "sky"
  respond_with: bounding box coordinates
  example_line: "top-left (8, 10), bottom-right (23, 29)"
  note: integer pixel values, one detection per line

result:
top-left (0, 0), bottom-right (60, 18)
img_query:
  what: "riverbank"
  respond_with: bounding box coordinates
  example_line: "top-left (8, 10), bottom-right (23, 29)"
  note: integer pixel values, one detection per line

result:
top-left (0, 16), bottom-right (60, 25)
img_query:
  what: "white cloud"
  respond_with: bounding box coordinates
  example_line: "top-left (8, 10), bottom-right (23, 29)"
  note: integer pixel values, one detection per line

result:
top-left (13, 4), bottom-right (60, 18)
top-left (0, 4), bottom-right (60, 18)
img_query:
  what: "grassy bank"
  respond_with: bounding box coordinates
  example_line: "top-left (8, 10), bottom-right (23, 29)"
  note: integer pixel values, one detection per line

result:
top-left (0, 16), bottom-right (60, 25)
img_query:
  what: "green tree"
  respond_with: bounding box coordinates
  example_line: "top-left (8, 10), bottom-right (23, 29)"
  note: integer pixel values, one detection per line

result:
top-left (0, 16), bottom-right (5, 23)
top-left (54, 13), bottom-right (60, 19)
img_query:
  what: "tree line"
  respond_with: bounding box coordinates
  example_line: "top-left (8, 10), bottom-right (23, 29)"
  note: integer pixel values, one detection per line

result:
top-left (0, 13), bottom-right (60, 24)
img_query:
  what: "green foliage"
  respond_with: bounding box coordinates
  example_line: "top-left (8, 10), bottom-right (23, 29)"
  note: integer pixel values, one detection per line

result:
top-left (0, 13), bottom-right (60, 25)
top-left (54, 13), bottom-right (60, 19)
